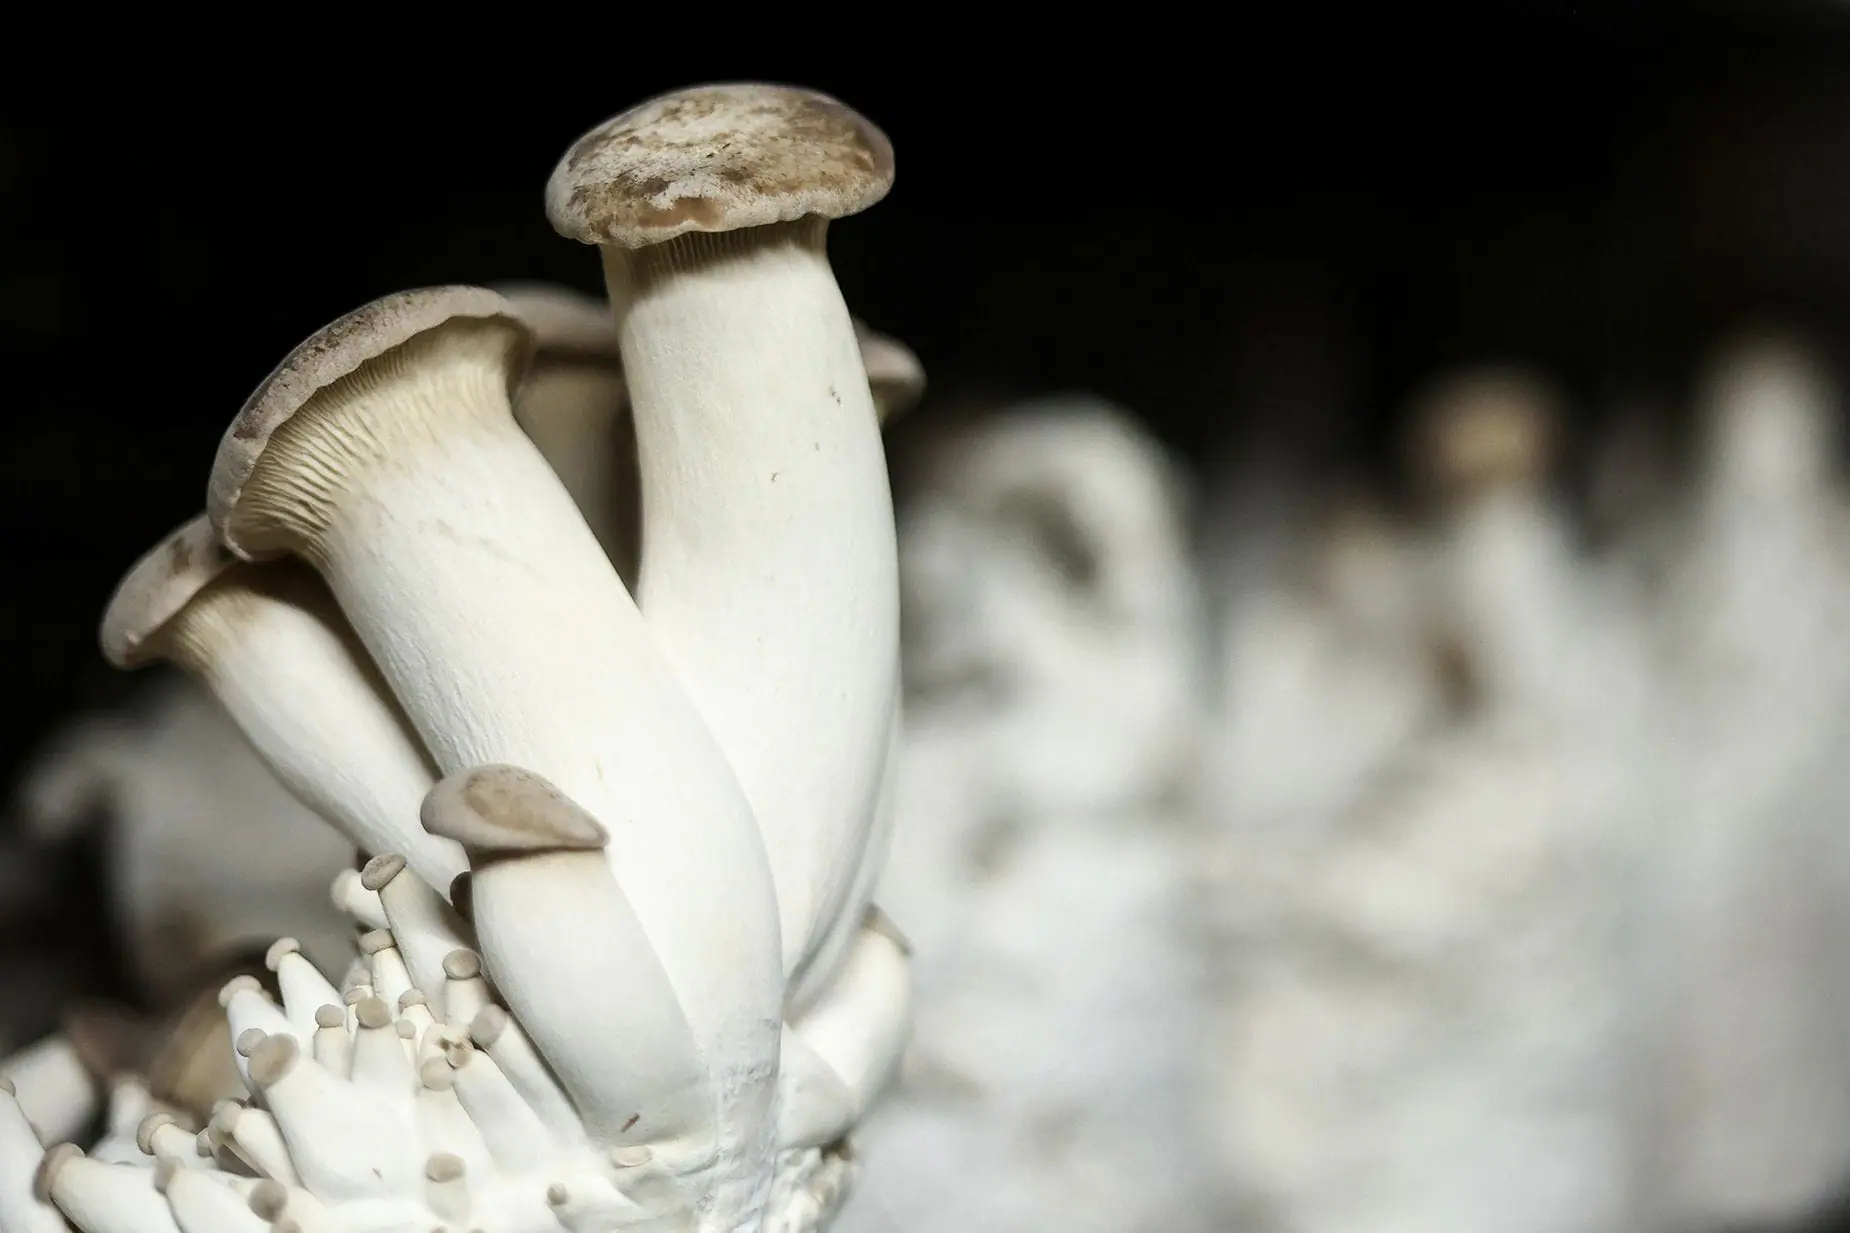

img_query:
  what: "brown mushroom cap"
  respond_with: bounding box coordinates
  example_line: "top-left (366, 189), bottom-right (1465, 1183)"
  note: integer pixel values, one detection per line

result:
top-left (1408, 368), bottom-right (1560, 497)
top-left (495, 283), bottom-right (624, 364)
top-left (855, 319), bottom-right (925, 423)
top-left (421, 764), bottom-right (610, 854)
top-left (207, 286), bottom-right (530, 552)
top-left (99, 515), bottom-right (238, 669)
top-left (546, 83), bottom-right (894, 249)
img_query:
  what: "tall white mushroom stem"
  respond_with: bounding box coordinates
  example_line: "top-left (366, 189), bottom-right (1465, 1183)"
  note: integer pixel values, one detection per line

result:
top-left (787, 699), bottom-right (902, 1015)
top-left (787, 325), bottom-right (919, 1012)
top-left (208, 290), bottom-right (783, 1201)
top-left (99, 518), bottom-right (460, 895)
top-left (602, 219), bottom-right (900, 987)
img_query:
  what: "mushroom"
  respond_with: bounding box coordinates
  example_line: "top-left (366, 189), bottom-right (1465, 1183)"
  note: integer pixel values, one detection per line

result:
top-left (1695, 333), bottom-right (1838, 505)
top-left (775, 907), bottom-right (912, 1150)
top-left (856, 319), bottom-right (926, 422)
top-left (99, 515), bottom-right (460, 894)
top-left (496, 282), bottom-right (641, 588)
top-left (1407, 367), bottom-right (1560, 507)
top-left (1406, 368), bottom-right (1581, 719)
top-left (547, 83), bottom-right (902, 991)
top-left (204, 287), bottom-right (781, 1188)
top-left (421, 764), bottom-right (706, 1152)
top-left (498, 278), bottom-right (922, 597)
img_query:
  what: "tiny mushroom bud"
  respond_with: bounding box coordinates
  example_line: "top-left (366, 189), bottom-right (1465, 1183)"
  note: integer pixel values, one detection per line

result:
top-left (548, 82), bottom-right (903, 991)
top-left (99, 516), bottom-right (459, 895)
top-left (206, 287), bottom-right (781, 1172)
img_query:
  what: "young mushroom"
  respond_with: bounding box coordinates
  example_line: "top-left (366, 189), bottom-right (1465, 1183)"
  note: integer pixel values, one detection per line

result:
top-left (855, 319), bottom-right (925, 423)
top-left (1406, 368), bottom-right (1581, 720)
top-left (420, 763), bottom-right (707, 1153)
top-left (204, 286), bottom-right (782, 1213)
top-left (98, 515), bottom-right (460, 894)
top-left (547, 83), bottom-right (903, 995)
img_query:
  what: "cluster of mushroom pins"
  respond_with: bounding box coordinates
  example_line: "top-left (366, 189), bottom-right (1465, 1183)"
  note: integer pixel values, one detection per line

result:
top-left (0, 83), bottom-right (926, 1233)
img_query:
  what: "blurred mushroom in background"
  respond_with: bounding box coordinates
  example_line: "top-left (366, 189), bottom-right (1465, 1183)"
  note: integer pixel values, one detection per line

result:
top-left (1631, 331), bottom-right (1850, 1232)
top-left (1207, 368), bottom-right (1648, 1233)
top-left (843, 394), bottom-right (1214, 1233)
top-left (10, 677), bottom-right (353, 1007)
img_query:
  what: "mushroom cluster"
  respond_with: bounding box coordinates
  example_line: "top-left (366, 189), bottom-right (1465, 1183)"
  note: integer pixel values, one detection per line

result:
top-left (3, 298), bottom-right (919, 1039)
top-left (1197, 332), bottom-right (1850, 1232)
top-left (844, 397), bottom-right (1214, 1233)
top-left (0, 82), bottom-right (917, 1233)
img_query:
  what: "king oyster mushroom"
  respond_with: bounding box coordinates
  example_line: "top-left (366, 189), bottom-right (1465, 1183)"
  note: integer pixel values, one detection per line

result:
top-left (204, 282), bottom-right (783, 1217)
top-left (545, 85), bottom-right (903, 1012)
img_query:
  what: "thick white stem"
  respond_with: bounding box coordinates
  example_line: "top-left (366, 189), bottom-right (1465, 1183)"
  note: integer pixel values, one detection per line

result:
top-left (171, 578), bottom-right (459, 895)
top-left (605, 224), bottom-right (900, 987)
top-left (466, 850), bottom-right (707, 1148)
top-left (231, 327), bottom-right (781, 1176)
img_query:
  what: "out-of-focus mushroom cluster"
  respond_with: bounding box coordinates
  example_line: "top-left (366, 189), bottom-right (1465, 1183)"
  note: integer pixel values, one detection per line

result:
top-left (1200, 334), bottom-right (1850, 1233)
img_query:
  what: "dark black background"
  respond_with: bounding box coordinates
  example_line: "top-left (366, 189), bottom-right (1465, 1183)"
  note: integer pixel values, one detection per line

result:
top-left (4, 12), bottom-right (1850, 1225)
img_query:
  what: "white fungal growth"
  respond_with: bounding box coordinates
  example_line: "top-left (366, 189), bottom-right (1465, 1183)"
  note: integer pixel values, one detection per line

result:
top-left (0, 834), bottom-right (859, 1233)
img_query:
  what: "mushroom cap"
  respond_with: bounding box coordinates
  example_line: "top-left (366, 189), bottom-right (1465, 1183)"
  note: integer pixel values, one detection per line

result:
top-left (495, 282), bottom-right (624, 363)
top-left (421, 764), bottom-right (610, 854)
top-left (207, 286), bottom-right (530, 552)
top-left (99, 514), bottom-right (238, 668)
top-left (1696, 331), bottom-right (1837, 489)
top-left (855, 319), bottom-right (925, 423)
top-left (547, 82), bottom-right (894, 249)
top-left (1408, 367), bottom-right (1560, 497)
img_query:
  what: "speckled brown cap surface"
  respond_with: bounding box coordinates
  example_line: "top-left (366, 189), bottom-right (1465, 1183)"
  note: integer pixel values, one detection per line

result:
top-left (495, 282), bottom-right (624, 363)
top-left (207, 286), bottom-right (529, 549)
top-left (100, 515), bottom-right (238, 668)
top-left (546, 83), bottom-right (894, 249)
top-left (421, 764), bottom-right (610, 854)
